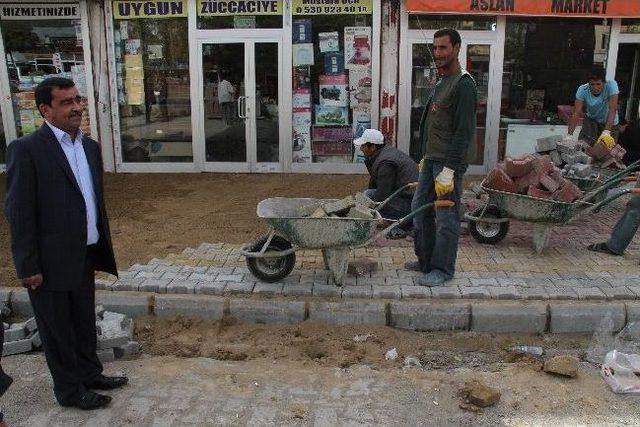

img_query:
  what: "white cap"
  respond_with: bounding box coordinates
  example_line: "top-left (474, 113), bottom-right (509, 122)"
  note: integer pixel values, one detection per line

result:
top-left (353, 129), bottom-right (385, 146)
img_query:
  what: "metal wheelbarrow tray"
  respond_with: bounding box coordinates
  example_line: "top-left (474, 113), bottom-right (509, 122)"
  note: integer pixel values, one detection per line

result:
top-left (242, 185), bottom-right (453, 285)
top-left (465, 160), bottom-right (640, 253)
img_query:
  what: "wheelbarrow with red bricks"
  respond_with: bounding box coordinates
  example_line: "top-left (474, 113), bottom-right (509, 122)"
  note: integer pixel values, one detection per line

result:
top-left (465, 163), bottom-right (640, 253)
top-left (241, 184), bottom-right (453, 285)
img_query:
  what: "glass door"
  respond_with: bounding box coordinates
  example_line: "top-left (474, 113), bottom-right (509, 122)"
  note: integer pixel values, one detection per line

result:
top-left (200, 40), bottom-right (280, 172)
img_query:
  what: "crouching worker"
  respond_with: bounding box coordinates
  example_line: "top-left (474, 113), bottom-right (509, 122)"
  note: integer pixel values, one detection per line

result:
top-left (354, 129), bottom-right (419, 238)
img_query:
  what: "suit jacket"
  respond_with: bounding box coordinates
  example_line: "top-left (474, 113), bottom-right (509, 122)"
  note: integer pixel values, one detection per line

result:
top-left (5, 124), bottom-right (118, 291)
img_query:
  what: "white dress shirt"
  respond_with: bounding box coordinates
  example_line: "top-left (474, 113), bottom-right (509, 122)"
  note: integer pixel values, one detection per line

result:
top-left (46, 121), bottom-right (99, 245)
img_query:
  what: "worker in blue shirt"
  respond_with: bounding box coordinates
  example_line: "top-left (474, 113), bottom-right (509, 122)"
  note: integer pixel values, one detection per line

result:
top-left (568, 66), bottom-right (619, 147)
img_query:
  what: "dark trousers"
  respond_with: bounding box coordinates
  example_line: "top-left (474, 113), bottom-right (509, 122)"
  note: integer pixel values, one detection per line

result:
top-left (27, 249), bottom-right (102, 405)
top-left (411, 160), bottom-right (466, 278)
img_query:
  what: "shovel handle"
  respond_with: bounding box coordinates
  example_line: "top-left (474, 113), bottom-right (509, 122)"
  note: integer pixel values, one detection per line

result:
top-left (631, 188), bottom-right (640, 194)
top-left (435, 200), bottom-right (455, 208)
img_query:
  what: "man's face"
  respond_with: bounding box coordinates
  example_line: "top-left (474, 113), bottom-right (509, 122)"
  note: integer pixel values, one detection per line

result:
top-left (359, 143), bottom-right (377, 157)
top-left (39, 86), bottom-right (84, 133)
top-left (589, 79), bottom-right (604, 96)
top-left (433, 35), bottom-right (460, 72)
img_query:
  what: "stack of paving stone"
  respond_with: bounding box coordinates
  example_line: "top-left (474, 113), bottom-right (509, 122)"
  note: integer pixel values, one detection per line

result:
top-left (533, 134), bottom-right (627, 180)
top-left (2, 306), bottom-right (140, 363)
top-left (484, 152), bottom-right (582, 202)
top-left (298, 195), bottom-right (375, 219)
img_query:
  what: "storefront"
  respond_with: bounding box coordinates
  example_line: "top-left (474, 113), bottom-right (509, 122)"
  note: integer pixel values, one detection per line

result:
top-left (0, 0), bottom-right (97, 169)
top-left (105, 0), bottom-right (380, 173)
top-left (1, 1), bottom-right (639, 175)
top-left (400, 0), bottom-right (640, 174)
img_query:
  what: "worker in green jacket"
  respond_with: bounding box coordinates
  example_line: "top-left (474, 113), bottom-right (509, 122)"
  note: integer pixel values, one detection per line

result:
top-left (405, 28), bottom-right (477, 286)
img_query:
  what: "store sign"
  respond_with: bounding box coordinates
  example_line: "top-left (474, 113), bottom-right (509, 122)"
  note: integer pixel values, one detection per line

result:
top-left (112, 1), bottom-right (187, 19)
top-left (0, 3), bottom-right (79, 20)
top-left (292, 0), bottom-right (372, 15)
top-left (405, 0), bottom-right (640, 18)
top-left (198, 0), bottom-right (282, 16)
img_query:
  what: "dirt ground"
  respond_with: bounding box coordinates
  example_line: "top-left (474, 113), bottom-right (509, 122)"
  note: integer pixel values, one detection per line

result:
top-left (0, 173), bottom-right (369, 287)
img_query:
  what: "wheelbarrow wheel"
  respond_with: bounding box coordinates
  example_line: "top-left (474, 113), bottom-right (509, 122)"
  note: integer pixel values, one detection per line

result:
top-left (246, 235), bottom-right (296, 283)
top-left (468, 206), bottom-right (509, 245)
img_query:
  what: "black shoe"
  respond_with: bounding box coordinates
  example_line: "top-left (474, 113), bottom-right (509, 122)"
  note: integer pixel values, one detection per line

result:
top-left (62, 391), bottom-right (112, 410)
top-left (86, 374), bottom-right (129, 390)
top-left (587, 242), bottom-right (622, 256)
top-left (0, 370), bottom-right (13, 398)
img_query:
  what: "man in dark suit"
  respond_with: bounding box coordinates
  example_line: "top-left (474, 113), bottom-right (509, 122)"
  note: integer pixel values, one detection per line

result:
top-left (5, 77), bottom-right (126, 410)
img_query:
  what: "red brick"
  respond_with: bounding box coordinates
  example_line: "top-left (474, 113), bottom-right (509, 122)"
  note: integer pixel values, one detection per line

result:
top-left (527, 186), bottom-right (552, 199)
top-left (610, 144), bottom-right (627, 160)
top-left (504, 155), bottom-right (534, 178)
top-left (514, 169), bottom-right (541, 194)
top-left (549, 169), bottom-right (565, 186)
top-left (539, 174), bottom-right (561, 192)
top-left (586, 141), bottom-right (612, 161)
top-left (552, 181), bottom-right (582, 203)
top-left (532, 155), bottom-right (554, 174)
top-left (484, 167), bottom-right (517, 193)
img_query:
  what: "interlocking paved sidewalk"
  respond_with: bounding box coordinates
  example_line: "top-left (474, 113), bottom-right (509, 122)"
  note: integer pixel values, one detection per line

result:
top-left (97, 196), bottom-right (640, 301)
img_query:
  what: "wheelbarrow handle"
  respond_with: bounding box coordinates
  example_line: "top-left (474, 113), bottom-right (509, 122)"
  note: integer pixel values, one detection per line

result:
top-left (581, 164), bottom-right (640, 203)
top-left (357, 198), bottom-right (455, 248)
top-left (372, 182), bottom-right (418, 212)
top-left (589, 187), bottom-right (640, 213)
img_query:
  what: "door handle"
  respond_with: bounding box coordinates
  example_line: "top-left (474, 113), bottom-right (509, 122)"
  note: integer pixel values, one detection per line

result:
top-left (237, 96), bottom-right (248, 119)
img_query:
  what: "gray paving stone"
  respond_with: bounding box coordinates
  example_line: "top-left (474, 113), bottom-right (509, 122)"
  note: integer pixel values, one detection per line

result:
top-left (398, 270), bottom-right (423, 279)
top-left (160, 272), bottom-right (191, 281)
top-left (229, 300), bottom-right (305, 324)
top-left (152, 265), bottom-right (182, 273)
top-left (389, 302), bottom-right (470, 331)
top-left (112, 278), bottom-right (143, 292)
top-left (341, 286), bottom-right (372, 299)
top-left (95, 278), bottom-right (115, 291)
top-left (385, 277), bottom-right (413, 287)
top-left (518, 287), bottom-right (550, 300)
top-left (95, 292), bottom-right (153, 318)
top-left (97, 348), bottom-right (115, 363)
top-left (356, 277), bottom-right (386, 286)
top-left (134, 271), bottom-right (165, 280)
top-left (626, 303), bottom-right (640, 323)
top-left (312, 285), bottom-right (342, 298)
top-left (128, 264), bottom-right (156, 273)
top-left (577, 279), bottom-right (612, 288)
top-left (139, 278), bottom-right (171, 293)
top-left (3, 339), bottom-right (32, 356)
top-left (545, 286), bottom-right (578, 300)
top-left (218, 274), bottom-right (244, 283)
top-left (549, 303), bottom-right (625, 333)
top-left (253, 283), bottom-right (284, 297)
top-left (189, 273), bottom-right (218, 282)
top-left (459, 286), bottom-right (490, 299)
top-left (471, 303), bottom-right (547, 333)
top-left (457, 272), bottom-right (481, 278)
top-left (470, 278), bottom-right (499, 287)
top-left (600, 286), bottom-right (636, 300)
top-left (574, 286), bottom-right (606, 300)
top-left (339, 276), bottom-right (357, 287)
top-left (223, 281), bottom-right (255, 295)
top-left (400, 286), bottom-right (431, 299)
top-left (195, 281), bottom-right (227, 296)
top-left (448, 278), bottom-right (471, 287)
top-left (4, 327), bottom-right (26, 342)
top-left (10, 289), bottom-right (33, 317)
top-left (497, 278), bottom-right (527, 287)
top-left (430, 286), bottom-right (461, 299)
top-left (155, 294), bottom-right (225, 320)
top-left (487, 286), bottom-right (520, 300)
top-left (372, 286), bottom-right (401, 300)
top-left (166, 279), bottom-right (199, 294)
top-left (309, 301), bottom-right (386, 325)
top-left (282, 283), bottom-right (314, 297)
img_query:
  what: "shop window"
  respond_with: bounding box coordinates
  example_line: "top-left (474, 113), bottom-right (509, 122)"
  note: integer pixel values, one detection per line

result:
top-left (408, 15), bottom-right (496, 31)
top-left (197, 0), bottom-right (283, 29)
top-left (0, 108), bottom-right (5, 164)
top-left (409, 43), bottom-right (436, 161)
top-left (291, 6), bottom-right (374, 165)
top-left (614, 43), bottom-right (640, 123)
top-left (112, 16), bottom-right (192, 163)
top-left (1, 18), bottom-right (91, 138)
top-left (499, 18), bottom-right (611, 160)
top-left (622, 19), bottom-right (640, 34)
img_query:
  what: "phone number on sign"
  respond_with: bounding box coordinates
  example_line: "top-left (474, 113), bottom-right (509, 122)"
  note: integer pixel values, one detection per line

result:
top-left (294, 5), bottom-right (369, 14)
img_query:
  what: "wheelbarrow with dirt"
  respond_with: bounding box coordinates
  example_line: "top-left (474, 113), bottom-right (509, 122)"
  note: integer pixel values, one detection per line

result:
top-left (465, 162), bottom-right (640, 253)
top-left (241, 184), bottom-right (454, 285)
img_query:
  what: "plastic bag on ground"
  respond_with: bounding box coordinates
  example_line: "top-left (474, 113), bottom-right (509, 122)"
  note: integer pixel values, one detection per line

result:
top-left (601, 350), bottom-right (640, 394)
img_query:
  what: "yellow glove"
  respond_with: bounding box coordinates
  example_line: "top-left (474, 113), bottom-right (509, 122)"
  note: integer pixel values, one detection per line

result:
top-left (597, 130), bottom-right (615, 150)
top-left (435, 167), bottom-right (455, 198)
